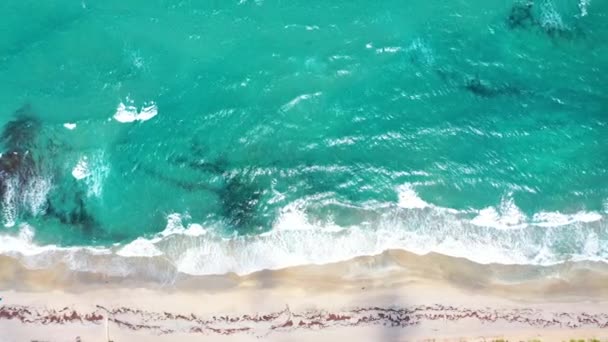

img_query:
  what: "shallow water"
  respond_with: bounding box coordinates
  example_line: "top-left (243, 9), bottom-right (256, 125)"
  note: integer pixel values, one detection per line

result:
top-left (0, 0), bottom-right (607, 275)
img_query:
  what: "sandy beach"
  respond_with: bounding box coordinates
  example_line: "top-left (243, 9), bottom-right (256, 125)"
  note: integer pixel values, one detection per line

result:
top-left (2, 0), bottom-right (608, 339)
top-left (1, 250), bottom-right (607, 341)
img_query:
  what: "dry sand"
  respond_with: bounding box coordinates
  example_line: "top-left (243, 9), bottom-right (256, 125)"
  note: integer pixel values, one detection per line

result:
top-left (1, 250), bottom-right (607, 341)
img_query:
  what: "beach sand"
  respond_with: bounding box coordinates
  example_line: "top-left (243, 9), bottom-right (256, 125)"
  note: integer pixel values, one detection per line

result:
top-left (1, 250), bottom-right (608, 341)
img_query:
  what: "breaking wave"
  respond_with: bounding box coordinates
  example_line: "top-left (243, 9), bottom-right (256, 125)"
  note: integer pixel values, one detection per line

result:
top-left (0, 184), bottom-right (605, 277)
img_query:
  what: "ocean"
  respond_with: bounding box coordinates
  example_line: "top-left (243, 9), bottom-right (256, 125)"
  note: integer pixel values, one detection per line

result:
top-left (0, 0), bottom-right (606, 277)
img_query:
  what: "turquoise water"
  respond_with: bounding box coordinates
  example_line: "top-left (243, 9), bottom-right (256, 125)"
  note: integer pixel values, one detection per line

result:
top-left (0, 0), bottom-right (607, 274)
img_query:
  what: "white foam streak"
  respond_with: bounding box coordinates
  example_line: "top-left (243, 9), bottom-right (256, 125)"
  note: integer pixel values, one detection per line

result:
top-left (532, 211), bottom-right (602, 227)
top-left (375, 46), bottom-right (403, 54)
top-left (470, 196), bottom-right (602, 230)
top-left (22, 177), bottom-right (52, 216)
top-left (1, 179), bottom-right (18, 228)
top-left (2, 174), bottom-right (52, 227)
top-left (280, 92), bottom-right (322, 112)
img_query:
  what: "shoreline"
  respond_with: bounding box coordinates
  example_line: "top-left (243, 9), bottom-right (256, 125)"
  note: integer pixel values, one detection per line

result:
top-left (2, 250), bottom-right (608, 341)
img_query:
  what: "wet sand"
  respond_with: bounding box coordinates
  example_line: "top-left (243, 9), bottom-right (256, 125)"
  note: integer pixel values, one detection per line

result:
top-left (1, 250), bottom-right (608, 341)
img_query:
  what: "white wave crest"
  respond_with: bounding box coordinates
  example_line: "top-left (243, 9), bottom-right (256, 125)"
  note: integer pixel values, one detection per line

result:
top-left (0, 185), bottom-right (605, 277)
top-left (116, 238), bottom-right (163, 257)
top-left (471, 194), bottom-right (602, 230)
top-left (579, 0), bottom-right (590, 17)
top-left (0, 224), bottom-right (110, 258)
top-left (397, 184), bottom-right (430, 209)
top-left (471, 195), bottom-right (526, 229)
top-left (113, 98), bottom-right (158, 123)
top-left (118, 202), bottom-right (607, 275)
top-left (63, 123), bottom-right (77, 130)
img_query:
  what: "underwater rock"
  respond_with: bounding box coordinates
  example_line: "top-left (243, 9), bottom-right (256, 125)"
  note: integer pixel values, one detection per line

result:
top-left (507, 0), bottom-right (536, 29)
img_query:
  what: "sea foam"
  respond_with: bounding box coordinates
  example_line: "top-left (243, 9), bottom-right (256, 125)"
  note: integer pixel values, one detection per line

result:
top-left (0, 185), bottom-right (605, 277)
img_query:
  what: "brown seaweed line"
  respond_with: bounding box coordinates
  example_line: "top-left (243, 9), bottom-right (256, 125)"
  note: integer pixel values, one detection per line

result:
top-left (1, 304), bottom-right (607, 336)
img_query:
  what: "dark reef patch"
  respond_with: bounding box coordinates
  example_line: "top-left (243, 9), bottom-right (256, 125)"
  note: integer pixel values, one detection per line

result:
top-left (218, 175), bottom-right (263, 232)
top-left (0, 106), bottom-right (96, 231)
top-left (0, 109), bottom-right (40, 202)
top-left (464, 76), bottom-right (521, 98)
top-left (507, 0), bottom-right (536, 29)
top-left (140, 143), bottom-right (265, 233)
top-left (45, 180), bottom-right (98, 233)
top-left (505, 0), bottom-right (583, 40)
